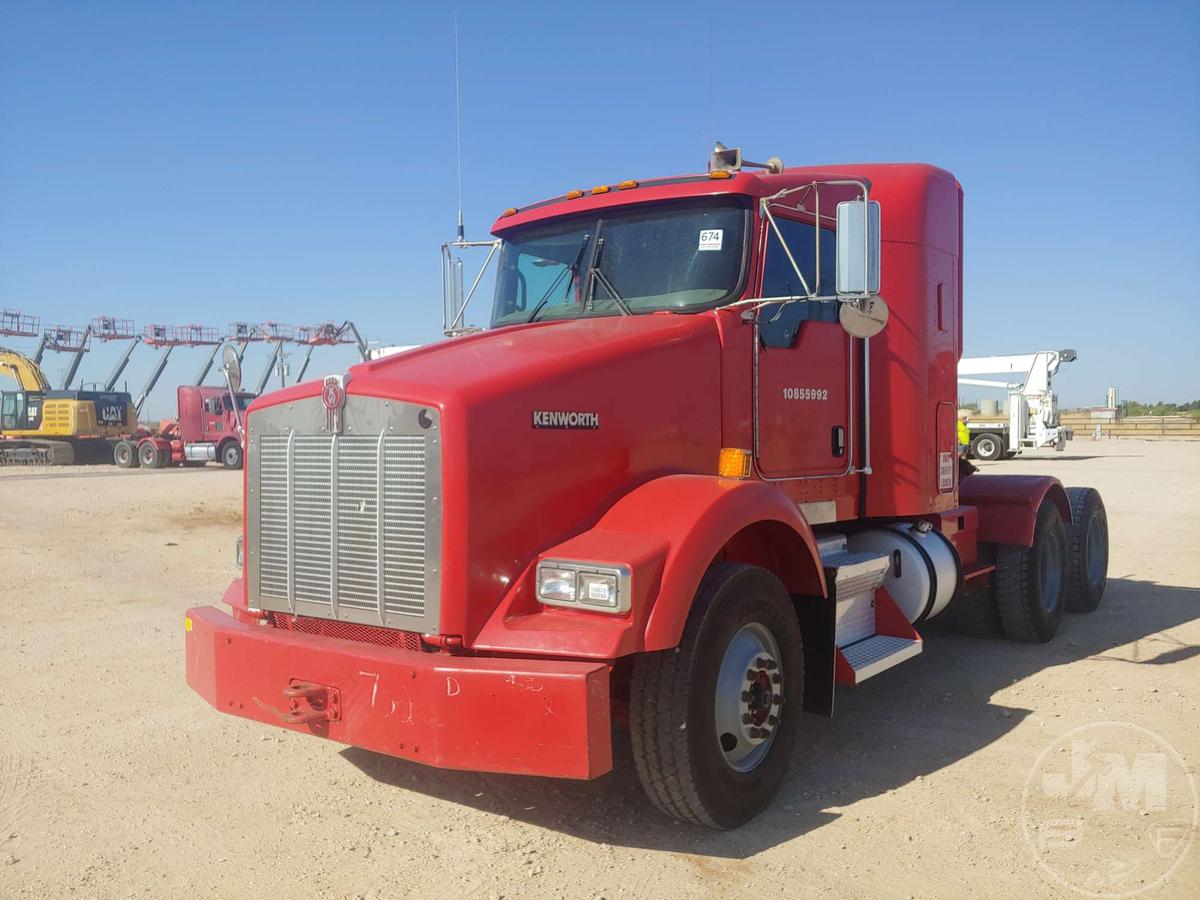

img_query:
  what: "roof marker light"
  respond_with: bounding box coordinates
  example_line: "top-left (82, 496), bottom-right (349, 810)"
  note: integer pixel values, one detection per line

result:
top-left (618, 180), bottom-right (639, 190)
top-left (565, 189), bottom-right (585, 199)
top-left (501, 207), bottom-right (518, 217)
top-left (709, 170), bottom-right (733, 180)
top-left (591, 185), bottom-right (610, 195)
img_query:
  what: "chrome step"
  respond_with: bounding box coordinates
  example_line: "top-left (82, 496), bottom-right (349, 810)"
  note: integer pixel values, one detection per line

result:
top-left (824, 549), bottom-right (890, 647)
top-left (839, 635), bottom-right (922, 683)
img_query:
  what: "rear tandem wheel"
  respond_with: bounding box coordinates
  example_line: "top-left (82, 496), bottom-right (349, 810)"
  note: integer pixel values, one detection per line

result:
top-left (993, 499), bottom-right (1070, 643)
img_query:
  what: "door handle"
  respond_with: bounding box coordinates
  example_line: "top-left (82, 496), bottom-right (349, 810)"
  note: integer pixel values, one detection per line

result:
top-left (831, 425), bottom-right (846, 457)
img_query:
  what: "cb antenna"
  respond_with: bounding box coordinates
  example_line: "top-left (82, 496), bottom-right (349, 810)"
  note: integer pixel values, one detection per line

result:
top-left (453, 12), bottom-right (465, 241)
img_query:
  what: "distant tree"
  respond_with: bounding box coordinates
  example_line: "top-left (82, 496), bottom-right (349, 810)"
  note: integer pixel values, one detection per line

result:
top-left (1119, 400), bottom-right (1200, 419)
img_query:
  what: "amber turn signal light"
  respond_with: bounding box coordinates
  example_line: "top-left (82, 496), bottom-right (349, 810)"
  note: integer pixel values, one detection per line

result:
top-left (718, 448), bottom-right (752, 479)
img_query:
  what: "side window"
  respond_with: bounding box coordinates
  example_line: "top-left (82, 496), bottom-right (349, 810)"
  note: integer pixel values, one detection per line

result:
top-left (761, 216), bottom-right (836, 298)
top-left (759, 216), bottom-right (838, 347)
top-left (1, 392), bottom-right (17, 429)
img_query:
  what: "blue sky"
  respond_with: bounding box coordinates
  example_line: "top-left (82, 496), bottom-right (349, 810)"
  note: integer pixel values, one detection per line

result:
top-left (1, 1), bottom-right (1197, 415)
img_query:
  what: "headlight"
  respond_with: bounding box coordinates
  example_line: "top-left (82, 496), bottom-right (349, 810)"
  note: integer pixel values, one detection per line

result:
top-left (536, 560), bottom-right (631, 614)
top-left (536, 565), bottom-right (577, 603)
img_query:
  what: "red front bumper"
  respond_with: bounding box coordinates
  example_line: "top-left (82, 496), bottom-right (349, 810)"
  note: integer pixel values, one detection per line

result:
top-left (184, 606), bottom-right (613, 779)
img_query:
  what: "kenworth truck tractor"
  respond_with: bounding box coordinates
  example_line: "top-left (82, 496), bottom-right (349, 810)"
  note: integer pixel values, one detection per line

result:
top-left (184, 148), bottom-right (1109, 828)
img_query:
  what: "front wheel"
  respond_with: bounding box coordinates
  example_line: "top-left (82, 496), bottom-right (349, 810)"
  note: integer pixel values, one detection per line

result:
top-left (630, 562), bottom-right (803, 829)
top-left (220, 441), bottom-right (243, 470)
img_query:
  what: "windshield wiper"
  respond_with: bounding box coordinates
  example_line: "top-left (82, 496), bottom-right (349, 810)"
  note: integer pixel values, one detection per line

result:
top-left (526, 233), bottom-right (591, 323)
top-left (586, 237), bottom-right (632, 316)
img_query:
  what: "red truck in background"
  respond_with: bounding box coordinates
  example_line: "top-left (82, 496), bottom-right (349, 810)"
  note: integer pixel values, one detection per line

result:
top-left (114, 384), bottom-right (253, 470)
top-left (183, 148), bottom-right (1110, 828)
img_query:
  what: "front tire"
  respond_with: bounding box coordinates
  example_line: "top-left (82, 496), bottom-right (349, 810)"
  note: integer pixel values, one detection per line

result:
top-left (1065, 487), bottom-right (1108, 612)
top-left (220, 441), bottom-right (243, 470)
top-left (630, 562), bottom-right (803, 829)
top-left (995, 500), bottom-right (1069, 642)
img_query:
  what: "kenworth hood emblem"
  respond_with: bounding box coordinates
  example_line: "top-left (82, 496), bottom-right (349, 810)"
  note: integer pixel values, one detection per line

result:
top-left (322, 375), bottom-right (346, 433)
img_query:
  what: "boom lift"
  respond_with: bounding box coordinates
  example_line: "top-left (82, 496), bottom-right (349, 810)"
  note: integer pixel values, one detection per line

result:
top-left (958, 349), bottom-right (1077, 460)
top-left (0, 346), bottom-right (136, 464)
top-left (184, 148), bottom-right (1110, 828)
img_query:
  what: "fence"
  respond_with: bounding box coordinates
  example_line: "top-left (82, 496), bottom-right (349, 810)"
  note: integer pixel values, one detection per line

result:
top-left (1061, 414), bottom-right (1200, 440)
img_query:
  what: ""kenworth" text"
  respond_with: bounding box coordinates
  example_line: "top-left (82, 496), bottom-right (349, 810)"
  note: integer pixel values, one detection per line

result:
top-left (532, 410), bottom-right (600, 429)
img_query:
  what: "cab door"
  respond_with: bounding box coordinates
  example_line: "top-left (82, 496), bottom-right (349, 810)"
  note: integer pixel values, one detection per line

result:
top-left (1, 391), bottom-right (19, 430)
top-left (753, 214), bottom-right (853, 478)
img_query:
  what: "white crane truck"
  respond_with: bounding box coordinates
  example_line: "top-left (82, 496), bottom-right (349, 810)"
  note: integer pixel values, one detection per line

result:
top-left (957, 349), bottom-right (1076, 461)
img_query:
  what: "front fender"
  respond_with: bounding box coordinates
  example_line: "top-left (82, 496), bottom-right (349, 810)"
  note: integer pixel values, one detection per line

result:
top-left (471, 475), bottom-right (826, 658)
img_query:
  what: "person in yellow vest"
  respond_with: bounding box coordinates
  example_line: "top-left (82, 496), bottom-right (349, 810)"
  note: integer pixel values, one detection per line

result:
top-left (957, 410), bottom-right (971, 453)
top-left (957, 410), bottom-right (977, 478)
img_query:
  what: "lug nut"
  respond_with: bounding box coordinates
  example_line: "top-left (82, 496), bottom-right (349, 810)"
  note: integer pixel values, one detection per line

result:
top-left (746, 669), bottom-right (756, 681)
top-left (755, 657), bottom-right (768, 668)
top-left (741, 691), bottom-right (751, 702)
top-left (742, 713), bottom-right (751, 724)
top-left (771, 673), bottom-right (782, 684)
top-left (773, 696), bottom-right (782, 706)
top-left (764, 659), bottom-right (778, 671)
top-left (748, 727), bottom-right (761, 739)
top-left (768, 715), bottom-right (778, 726)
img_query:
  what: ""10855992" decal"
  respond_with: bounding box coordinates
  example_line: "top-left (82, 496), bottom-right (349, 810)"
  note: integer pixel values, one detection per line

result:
top-left (782, 387), bottom-right (829, 401)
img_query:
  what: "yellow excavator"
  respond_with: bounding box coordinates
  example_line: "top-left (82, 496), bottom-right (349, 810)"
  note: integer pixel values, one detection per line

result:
top-left (0, 346), bottom-right (137, 464)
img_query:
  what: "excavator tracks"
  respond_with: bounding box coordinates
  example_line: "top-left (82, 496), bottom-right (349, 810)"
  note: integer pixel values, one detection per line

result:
top-left (0, 440), bottom-right (77, 466)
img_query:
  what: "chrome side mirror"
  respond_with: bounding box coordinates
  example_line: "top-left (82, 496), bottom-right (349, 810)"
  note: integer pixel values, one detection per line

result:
top-left (836, 199), bottom-right (881, 295)
top-left (221, 344), bottom-right (246, 437)
top-left (221, 344), bottom-right (242, 392)
top-left (836, 199), bottom-right (886, 338)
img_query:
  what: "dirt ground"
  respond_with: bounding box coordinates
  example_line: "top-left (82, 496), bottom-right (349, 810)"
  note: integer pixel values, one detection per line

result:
top-left (0, 440), bottom-right (1197, 899)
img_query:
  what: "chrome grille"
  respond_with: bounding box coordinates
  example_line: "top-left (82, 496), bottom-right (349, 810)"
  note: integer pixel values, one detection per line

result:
top-left (247, 396), bottom-right (442, 632)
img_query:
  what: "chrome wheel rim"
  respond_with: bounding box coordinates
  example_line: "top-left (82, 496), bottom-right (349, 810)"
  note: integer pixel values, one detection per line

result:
top-left (714, 623), bottom-right (782, 773)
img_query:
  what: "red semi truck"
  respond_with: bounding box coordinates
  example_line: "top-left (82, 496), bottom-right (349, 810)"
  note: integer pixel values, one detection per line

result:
top-left (115, 384), bottom-right (253, 470)
top-left (184, 150), bottom-right (1109, 828)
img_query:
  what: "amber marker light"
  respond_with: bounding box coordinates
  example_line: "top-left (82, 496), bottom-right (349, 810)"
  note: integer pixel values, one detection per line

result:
top-left (718, 448), bottom-right (753, 479)
top-left (591, 185), bottom-right (610, 195)
top-left (708, 170), bottom-right (733, 179)
top-left (618, 180), bottom-right (639, 190)
top-left (565, 189), bottom-right (585, 199)
top-left (501, 207), bottom-right (518, 217)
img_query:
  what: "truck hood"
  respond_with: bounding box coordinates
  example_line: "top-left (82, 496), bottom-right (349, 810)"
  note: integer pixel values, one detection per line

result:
top-left (344, 313), bottom-right (724, 642)
top-left (343, 313), bottom-right (715, 404)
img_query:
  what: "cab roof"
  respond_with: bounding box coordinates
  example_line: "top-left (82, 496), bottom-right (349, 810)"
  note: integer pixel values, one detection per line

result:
top-left (490, 163), bottom-right (957, 236)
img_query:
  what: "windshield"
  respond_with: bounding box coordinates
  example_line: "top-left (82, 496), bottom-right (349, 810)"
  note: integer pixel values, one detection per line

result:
top-left (490, 199), bottom-right (748, 326)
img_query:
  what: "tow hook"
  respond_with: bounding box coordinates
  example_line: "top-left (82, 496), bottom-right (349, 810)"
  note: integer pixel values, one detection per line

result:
top-left (282, 680), bottom-right (341, 725)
